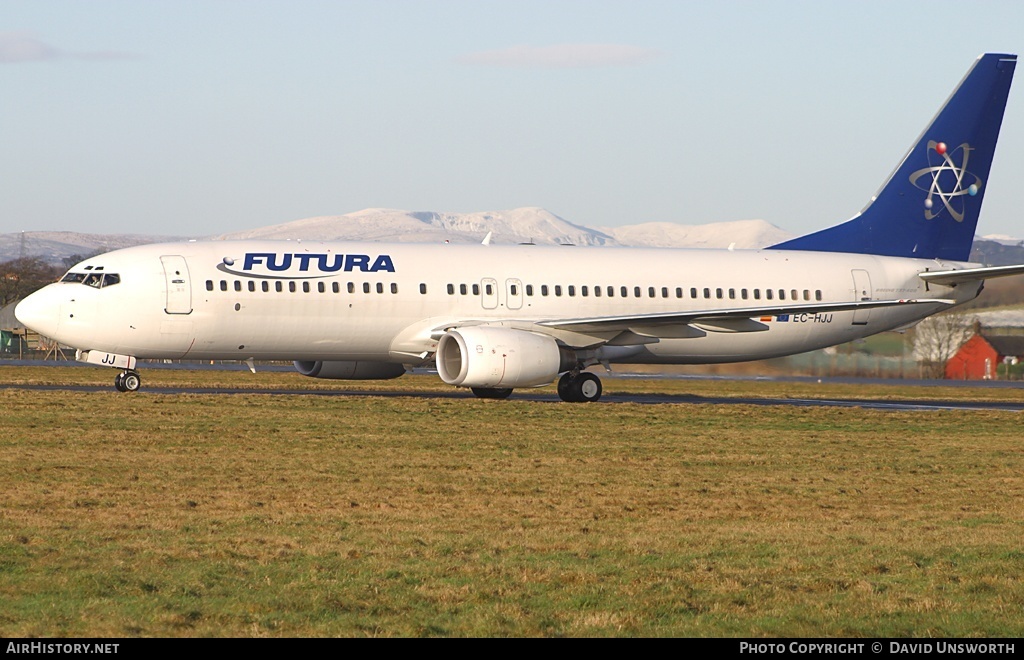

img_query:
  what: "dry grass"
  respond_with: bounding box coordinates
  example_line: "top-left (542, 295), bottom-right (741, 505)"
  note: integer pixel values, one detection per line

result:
top-left (1, 367), bottom-right (1023, 637)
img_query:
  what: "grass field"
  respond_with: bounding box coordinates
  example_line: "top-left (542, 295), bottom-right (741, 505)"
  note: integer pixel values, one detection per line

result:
top-left (1, 366), bottom-right (1023, 637)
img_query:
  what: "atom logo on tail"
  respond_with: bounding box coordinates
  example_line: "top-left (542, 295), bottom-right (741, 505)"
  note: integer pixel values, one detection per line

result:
top-left (908, 140), bottom-right (983, 223)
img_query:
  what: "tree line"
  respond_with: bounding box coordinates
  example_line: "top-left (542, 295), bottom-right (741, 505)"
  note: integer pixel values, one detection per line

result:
top-left (0, 256), bottom-right (88, 307)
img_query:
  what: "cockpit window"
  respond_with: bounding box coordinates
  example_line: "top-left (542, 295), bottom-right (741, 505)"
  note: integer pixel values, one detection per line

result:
top-left (60, 271), bottom-right (120, 288)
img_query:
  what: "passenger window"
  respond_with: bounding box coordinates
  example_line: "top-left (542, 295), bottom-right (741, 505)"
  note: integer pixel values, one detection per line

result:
top-left (791, 289), bottom-right (798, 300)
top-left (303, 282), bottom-right (310, 293)
top-left (608, 286), bottom-right (615, 297)
top-left (661, 287), bottom-right (668, 298)
top-left (289, 282), bottom-right (297, 293)
top-left (778, 289), bottom-right (785, 300)
top-left (634, 286), bottom-right (641, 298)
top-left (541, 285), bottom-right (549, 296)
top-left (766, 289), bottom-right (773, 300)
top-left (234, 281), bottom-right (242, 292)
top-left (419, 283), bottom-right (427, 294)
top-left (703, 288), bottom-right (711, 299)
top-left (803, 290), bottom-right (810, 301)
top-left (555, 285), bottom-right (562, 296)
top-left (391, 283), bottom-right (398, 294)
top-left (447, 284), bottom-right (454, 295)
top-left (333, 282), bottom-right (340, 293)
top-left (526, 285), bottom-right (534, 296)
top-left (568, 285), bottom-right (576, 297)
top-left (675, 287), bottom-right (682, 298)
top-left (363, 282), bottom-right (371, 294)
top-left (593, 286), bottom-right (600, 298)
top-left (206, 280), bottom-right (214, 291)
top-left (249, 281), bottom-right (256, 292)
top-left (580, 286), bottom-right (587, 297)
top-left (512, 284), bottom-right (519, 296)
top-left (473, 284), bottom-right (480, 295)
top-left (716, 288), bottom-right (723, 299)
top-left (816, 290), bottom-right (823, 301)
top-left (648, 287), bottom-right (656, 298)
top-left (621, 286), bottom-right (628, 298)
top-left (690, 287), bottom-right (697, 298)
top-left (347, 282), bottom-right (354, 294)
top-left (220, 280), bottom-right (228, 292)
top-left (754, 289), bottom-right (761, 300)
top-left (275, 282), bottom-right (283, 292)
top-left (729, 288), bottom-right (735, 300)
top-left (460, 284), bottom-right (467, 295)
top-left (263, 282), bottom-right (270, 292)
top-left (376, 283), bottom-right (384, 294)
top-left (485, 284), bottom-right (493, 295)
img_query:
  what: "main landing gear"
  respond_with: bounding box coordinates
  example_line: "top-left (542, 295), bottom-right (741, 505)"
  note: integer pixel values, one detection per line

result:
top-left (114, 369), bottom-right (142, 393)
top-left (557, 371), bottom-right (602, 403)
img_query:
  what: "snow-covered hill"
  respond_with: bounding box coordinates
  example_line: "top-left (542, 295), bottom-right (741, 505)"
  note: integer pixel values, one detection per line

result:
top-left (213, 207), bottom-right (790, 249)
top-left (3, 207), bottom-right (794, 264)
top-left (214, 207), bottom-right (617, 246)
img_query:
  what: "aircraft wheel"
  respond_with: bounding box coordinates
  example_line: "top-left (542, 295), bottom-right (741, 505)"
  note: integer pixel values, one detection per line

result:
top-left (471, 387), bottom-right (513, 400)
top-left (557, 372), bottom-right (602, 402)
top-left (121, 371), bottom-right (141, 392)
top-left (114, 372), bottom-right (127, 392)
top-left (557, 372), bottom-right (576, 401)
top-left (574, 372), bottom-right (602, 402)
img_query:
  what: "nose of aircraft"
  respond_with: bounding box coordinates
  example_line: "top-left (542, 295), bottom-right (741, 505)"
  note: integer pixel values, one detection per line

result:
top-left (14, 288), bottom-right (61, 338)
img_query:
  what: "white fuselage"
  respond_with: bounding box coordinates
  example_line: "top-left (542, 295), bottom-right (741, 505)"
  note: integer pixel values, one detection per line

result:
top-left (17, 240), bottom-right (979, 367)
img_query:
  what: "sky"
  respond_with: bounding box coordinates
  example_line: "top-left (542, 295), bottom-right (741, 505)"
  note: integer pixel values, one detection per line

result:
top-left (2, 0), bottom-right (1024, 239)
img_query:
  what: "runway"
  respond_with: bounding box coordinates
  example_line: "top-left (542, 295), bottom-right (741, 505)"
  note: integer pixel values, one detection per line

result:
top-left (4, 381), bottom-right (1023, 412)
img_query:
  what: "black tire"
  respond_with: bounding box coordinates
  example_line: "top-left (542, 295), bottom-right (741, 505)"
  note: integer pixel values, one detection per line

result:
top-left (122, 371), bottom-right (141, 392)
top-left (471, 387), bottom-right (513, 400)
top-left (557, 372), bottom-right (576, 402)
top-left (114, 372), bottom-right (127, 393)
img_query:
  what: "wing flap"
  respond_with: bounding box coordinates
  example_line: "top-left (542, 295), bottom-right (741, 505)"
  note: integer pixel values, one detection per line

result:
top-left (537, 298), bottom-right (954, 333)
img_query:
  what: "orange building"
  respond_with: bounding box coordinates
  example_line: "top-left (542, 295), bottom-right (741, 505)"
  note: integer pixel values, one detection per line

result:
top-left (946, 333), bottom-right (1024, 380)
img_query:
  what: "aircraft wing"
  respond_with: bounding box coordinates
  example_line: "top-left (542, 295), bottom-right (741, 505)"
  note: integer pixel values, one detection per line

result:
top-left (919, 264), bottom-right (1024, 286)
top-left (536, 298), bottom-right (955, 334)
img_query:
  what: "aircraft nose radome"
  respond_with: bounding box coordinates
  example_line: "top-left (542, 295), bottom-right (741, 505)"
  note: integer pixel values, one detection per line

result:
top-left (14, 290), bottom-right (59, 338)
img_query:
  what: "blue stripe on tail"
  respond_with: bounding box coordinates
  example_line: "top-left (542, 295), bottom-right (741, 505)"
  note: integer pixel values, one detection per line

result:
top-left (770, 53), bottom-right (1016, 262)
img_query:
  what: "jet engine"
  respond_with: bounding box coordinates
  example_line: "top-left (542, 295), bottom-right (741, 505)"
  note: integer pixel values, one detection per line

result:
top-left (294, 360), bottom-right (406, 380)
top-left (436, 326), bottom-right (565, 388)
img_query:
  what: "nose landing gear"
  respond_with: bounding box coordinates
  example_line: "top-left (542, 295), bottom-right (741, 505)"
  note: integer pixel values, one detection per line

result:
top-left (114, 370), bottom-right (142, 393)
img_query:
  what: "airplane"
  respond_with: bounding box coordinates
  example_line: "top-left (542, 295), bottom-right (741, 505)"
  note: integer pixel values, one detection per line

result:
top-left (14, 53), bottom-right (1023, 401)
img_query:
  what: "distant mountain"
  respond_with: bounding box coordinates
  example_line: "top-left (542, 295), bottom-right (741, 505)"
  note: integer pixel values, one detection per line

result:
top-left (214, 208), bottom-right (618, 246)
top-left (0, 231), bottom-right (184, 265)
top-left (970, 239), bottom-right (1024, 266)
top-left (214, 207), bottom-right (791, 249)
top-left (599, 220), bottom-right (793, 249)
top-left (3, 207), bottom-right (794, 264)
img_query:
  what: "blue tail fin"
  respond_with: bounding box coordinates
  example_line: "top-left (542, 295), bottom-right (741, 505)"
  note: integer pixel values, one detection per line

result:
top-left (770, 53), bottom-right (1016, 261)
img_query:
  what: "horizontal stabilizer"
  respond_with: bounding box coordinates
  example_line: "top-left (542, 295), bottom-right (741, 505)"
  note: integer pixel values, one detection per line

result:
top-left (919, 263), bottom-right (1024, 286)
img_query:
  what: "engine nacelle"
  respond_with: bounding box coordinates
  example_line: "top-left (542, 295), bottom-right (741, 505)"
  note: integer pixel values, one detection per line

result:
top-left (436, 326), bottom-right (562, 388)
top-left (294, 360), bottom-right (406, 380)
